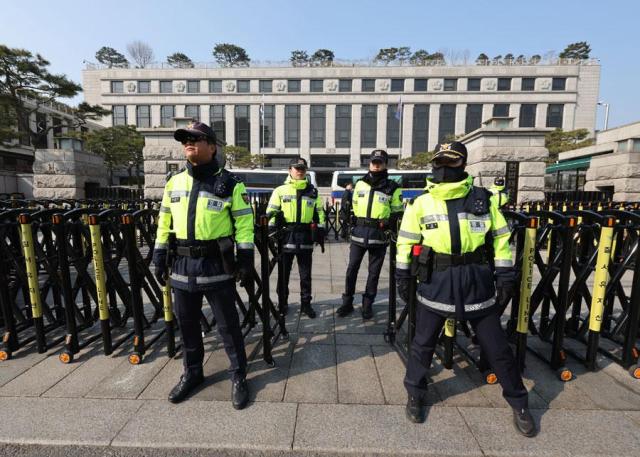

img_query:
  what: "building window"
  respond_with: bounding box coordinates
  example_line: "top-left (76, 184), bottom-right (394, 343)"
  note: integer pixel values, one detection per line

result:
top-left (235, 105), bottom-right (250, 149)
top-left (209, 105), bottom-right (225, 141)
top-left (284, 105), bottom-right (300, 148)
top-left (261, 104), bottom-right (275, 147)
top-left (438, 104), bottom-right (456, 142)
top-left (386, 104), bottom-right (400, 147)
top-left (187, 80), bottom-right (200, 93)
top-left (310, 155), bottom-right (350, 168)
top-left (361, 104), bottom-right (377, 148)
top-left (136, 105), bottom-right (150, 128)
top-left (111, 81), bottom-right (123, 93)
top-left (546, 104), bottom-right (564, 128)
top-left (185, 105), bottom-right (199, 121)
top-left (465, 104), bottom-right (483, 133)
top-left (497, 78), bottom-right (512, 91)
top-left (310, 79), bottom-right (323, 92)
top-left (160, 105), bottom-right (174, 127)
top-left (552, 77), bottom-right (566, 91)
top-left (52, 117), bottom-right (63, 136)
top-left (467, 78), bottom-right (481, 91)
top-left (160, 81), bottom-right (173, 93)
top-left (335, 105), bottom-right (352, 148)
top-left (112, 105), bottom-right (127, 126)
top-left (412, 104), bottom-right (429, 153)
top-left (632, 139), bottom-right (640, 153)
top-left (287, 79), bottom-right (301, 92)
top-left (521, 77), bottom-right (535, 91)
top-left (259, 80), bottom-right (272, 93)
top-left (362, 79), bottom-right (375, 92)
top-left (138, 80), bottom-right (150, 93)
top-left (493, 103), bottom-right (510, 117)
top-left (209, 80), bottom-right (222, 93)
top-left (310, 105), bottom-right (326, 147)
top-left (391, 78), bottom-right (405, 92)
top-left (519, 104), bottom-right (536, 127)
top-left (414, 79), bottom-right (428, 91)
top-left (237, 80), bottom-right (250, 93)
top-left (444, 78), bottom-right (457, 91)
top-left (339, 79), bottom-right (352, 92)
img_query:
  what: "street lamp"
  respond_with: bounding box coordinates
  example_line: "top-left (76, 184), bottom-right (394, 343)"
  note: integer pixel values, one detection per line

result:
top-left (597, 101), bottom-right (610, 131)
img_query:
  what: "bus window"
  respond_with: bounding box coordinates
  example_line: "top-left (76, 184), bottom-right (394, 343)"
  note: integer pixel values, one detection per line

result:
top-left (337, 174), bottom-right (364, 188)
top-left (402, 173), bottom-right (429, 188)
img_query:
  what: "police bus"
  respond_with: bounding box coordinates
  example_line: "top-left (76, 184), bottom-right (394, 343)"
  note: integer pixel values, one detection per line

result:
top-left (231, 168), bottom-right (318, 195)
top-left (330, 169), bottom-right (432, 203)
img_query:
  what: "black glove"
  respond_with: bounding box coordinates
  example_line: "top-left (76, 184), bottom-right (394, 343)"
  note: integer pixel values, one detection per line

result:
top-left (154, 263), bottom-right (167, 286)
top-left (396, 268), bottom-right (412, 303)
top-left (495, 267), bottom-right (517, 306)
top-left (236, 249), bottom-right (254, 285)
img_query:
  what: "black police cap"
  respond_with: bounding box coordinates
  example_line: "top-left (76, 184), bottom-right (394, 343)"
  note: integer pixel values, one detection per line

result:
top-left (370, 149), bottom-right (388, 163)
top-left (432, 141), bottom-right (468, 163)
top-left (174, 121), bottom-right (217, 143)
top-left (289, 157), bottom-right (308, 169)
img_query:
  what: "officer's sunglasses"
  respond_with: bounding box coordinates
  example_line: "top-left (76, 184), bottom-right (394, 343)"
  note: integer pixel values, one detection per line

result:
top-left (180, 136), bottom-right (207, 145)
top-left (432, 156), bottom-right (464, 168)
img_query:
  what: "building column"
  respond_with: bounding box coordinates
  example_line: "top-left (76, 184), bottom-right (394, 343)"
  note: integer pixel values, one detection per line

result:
top-left (200, 105), bottom-right (208, 124)
top-left (326, 104), bottom-right (336, 149)
top-left (350, 104), bottom-right (362, 167)
top-left (300, 104), bottom-right (311, 162)
top-left (377, 104), bottom-right (387, 149)
top-left (250, 104), bottom-right (260, 154)
top-left (510, 103), bottom-right (521, 128)
top-left (275, 104), bottom-right (285, 150)
top-left (564, 103), bottom-right (576, 130)
top-left (225, 104), bottom-right (235, 146)
top-left (401, 104), bottom-right (414, 159)
top-left (455, 104), bottom-right (466, 136)
top-left (482, 104), bottom-right (493, 124)
top-left (127, 106), bottom-right (136, 127)
top-left (428, 104), bottom-right (440, 150)
top-left (151, 105), bottom-right (161, 128)
top-left (536, 103), bottom-right (548, 128)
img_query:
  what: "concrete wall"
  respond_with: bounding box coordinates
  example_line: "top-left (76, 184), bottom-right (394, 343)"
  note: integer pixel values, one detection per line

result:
top-left (32, 149), bottom-right (107, 199)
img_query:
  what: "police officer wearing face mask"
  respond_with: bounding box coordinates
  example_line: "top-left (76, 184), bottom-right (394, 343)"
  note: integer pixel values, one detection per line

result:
top-left (152, 122), bottom-right (253, 409)
top-left (266, 157), bottom-right (326, 319)
top-left (337, 149), bottom-right (403, 320)
top-left (395, 141), bottom-right (536, 437)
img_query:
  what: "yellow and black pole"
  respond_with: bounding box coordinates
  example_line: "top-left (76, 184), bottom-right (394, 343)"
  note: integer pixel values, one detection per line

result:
top-left (585, 216), bottom-right (615, 370)
top-left (121, 213), bottom-right (145, 365)
top-left (162, 236), bottom-right (176, 358)
top-left (18, 213), bottom-right (46, 353)
top-left (442, 318), bottom-right (455, 370)
top-left (89, 214), bottom-right (113, 355)
top-left (516, 216), bottom-right (538, 372)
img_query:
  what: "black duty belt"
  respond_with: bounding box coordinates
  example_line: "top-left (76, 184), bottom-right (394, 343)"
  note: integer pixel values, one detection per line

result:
top-left (284, 223), bottom-right (312, 232)
top-left (433, 249), bottom-right (487, 269)
top-left (355, 217), bottom-right (387, 228)
top-left (175, 238), bottom-right (231, 258)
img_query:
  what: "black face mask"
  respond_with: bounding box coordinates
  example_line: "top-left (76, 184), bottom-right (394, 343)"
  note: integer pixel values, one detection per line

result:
top-left (431, 166), bottom-right (466, 183)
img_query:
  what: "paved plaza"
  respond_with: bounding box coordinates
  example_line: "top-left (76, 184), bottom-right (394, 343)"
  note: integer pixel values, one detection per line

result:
top-left (1, 242), bottom-right (640, 456)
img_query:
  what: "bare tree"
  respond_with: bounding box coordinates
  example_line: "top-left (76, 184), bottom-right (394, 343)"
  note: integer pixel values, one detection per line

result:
top-left (127, 40), bottom-right (154, 68)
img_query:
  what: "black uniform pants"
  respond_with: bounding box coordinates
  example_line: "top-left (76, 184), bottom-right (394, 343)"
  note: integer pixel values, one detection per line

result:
top-left (344, 244), bottom-right (387, 306)
top-left (404, 305), bottom-right (528, 410)
top-left (277, 251), bottom-right (313, 305)
top-left (173, 285), bottom-right (247, 381)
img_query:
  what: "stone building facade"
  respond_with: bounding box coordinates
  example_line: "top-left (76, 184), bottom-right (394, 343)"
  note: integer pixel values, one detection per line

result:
top-left (82, 61), bottom-right (600, 195)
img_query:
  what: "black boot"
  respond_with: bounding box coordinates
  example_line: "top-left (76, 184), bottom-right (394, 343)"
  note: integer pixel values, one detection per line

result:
top-left (232, 377), bottom-right (249, 410)
top-left (301, 303), bottom-right (317, 319)
top-left (336, 294), bottom-right (354, 317)
top-left (362, 296), bottom-right (374, 320)
top-left (406, 395), bottom-right (426, 423)
top-left (513, 407), bottom-right (537, 437)
top-left (168, 369), bottom-right (204, 403)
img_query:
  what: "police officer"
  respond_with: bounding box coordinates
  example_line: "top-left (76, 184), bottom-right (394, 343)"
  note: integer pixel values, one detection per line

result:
top-left (490, 176), bottom-right (509, 208)
top-left (337, 149), bottom-right (403, 320)
top-left (395, 141), bottom-right (536, 437)
top-left (152, 122), bottom-right (253, 409)
top-left (266, 157), bottom-right (326, 319)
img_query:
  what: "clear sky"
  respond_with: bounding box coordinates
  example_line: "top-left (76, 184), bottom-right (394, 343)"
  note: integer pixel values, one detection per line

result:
top-left (2, 0), bottom-right (637, 129)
